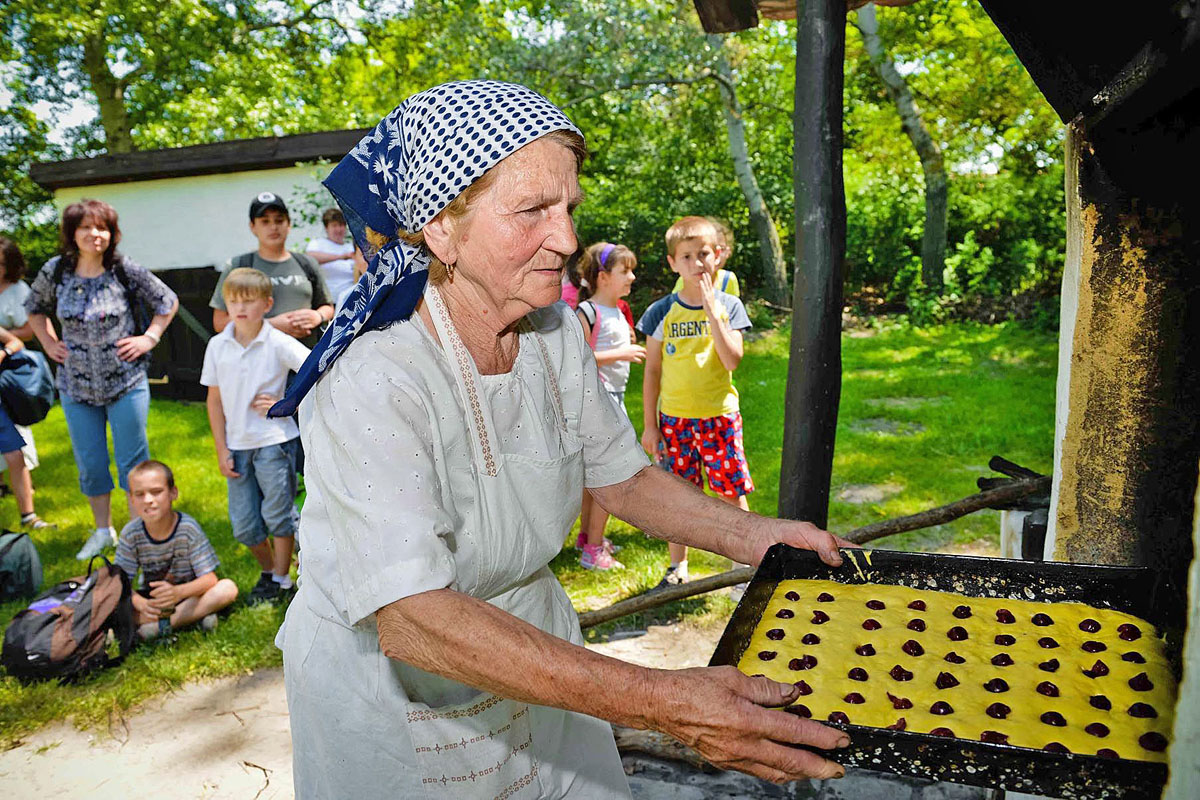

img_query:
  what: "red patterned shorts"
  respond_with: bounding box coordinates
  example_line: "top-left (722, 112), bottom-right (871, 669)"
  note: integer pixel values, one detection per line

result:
top-left (658, 412), bottom-right (754, 497)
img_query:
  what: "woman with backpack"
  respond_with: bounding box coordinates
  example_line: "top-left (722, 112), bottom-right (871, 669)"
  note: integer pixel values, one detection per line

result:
top-left (0, 237), bottom-right (55, 531)
top-left (25, 199), bottom-right (178, 560)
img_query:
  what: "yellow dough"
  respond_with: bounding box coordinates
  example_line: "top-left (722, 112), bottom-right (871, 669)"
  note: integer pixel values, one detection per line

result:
top-left (737, 579), bottom-right (1175, 762)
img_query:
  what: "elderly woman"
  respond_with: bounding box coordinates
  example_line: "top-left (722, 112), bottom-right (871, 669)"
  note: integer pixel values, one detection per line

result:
top-left (271, 81), bottom-right (851, 799)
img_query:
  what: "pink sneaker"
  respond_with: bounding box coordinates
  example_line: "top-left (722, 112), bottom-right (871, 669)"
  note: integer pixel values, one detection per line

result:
top-left (574, 531), bottom-right (621, 553)
top-left (581, 543), bottom-right (623, 570)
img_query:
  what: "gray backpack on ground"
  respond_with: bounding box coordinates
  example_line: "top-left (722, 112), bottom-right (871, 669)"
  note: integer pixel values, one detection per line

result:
top-left (0, 530), bottom-right (41, 601)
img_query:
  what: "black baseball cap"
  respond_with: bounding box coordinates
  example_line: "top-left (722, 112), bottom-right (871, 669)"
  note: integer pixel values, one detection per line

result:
top-left (249, 191), bottom-right (289, 220)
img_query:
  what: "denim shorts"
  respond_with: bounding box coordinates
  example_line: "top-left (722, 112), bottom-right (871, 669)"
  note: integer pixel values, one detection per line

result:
top-left (227, 438), bottom-right (300, 547)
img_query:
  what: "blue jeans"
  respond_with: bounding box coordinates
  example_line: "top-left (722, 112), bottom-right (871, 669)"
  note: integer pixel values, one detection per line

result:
top-left (60, 377), bottom-right (151, 496)
top-left (228, 438), bottom-right (299, 547)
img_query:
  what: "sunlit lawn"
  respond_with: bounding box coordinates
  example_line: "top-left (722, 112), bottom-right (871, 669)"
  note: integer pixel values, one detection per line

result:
top-left (0, 318), bottom-right (1056, 744)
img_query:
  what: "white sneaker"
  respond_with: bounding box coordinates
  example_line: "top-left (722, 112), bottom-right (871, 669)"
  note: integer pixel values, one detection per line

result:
top-left (200, 614), bottom-right (218, 632)
top-left (76, 527), bottom-right (116, 561)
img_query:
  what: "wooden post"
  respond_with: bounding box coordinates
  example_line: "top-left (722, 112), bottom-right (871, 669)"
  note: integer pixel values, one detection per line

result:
top-left (779, 0), bottom-right (847, 527)
top-left (1048, 123), bottom-right (1200, 589)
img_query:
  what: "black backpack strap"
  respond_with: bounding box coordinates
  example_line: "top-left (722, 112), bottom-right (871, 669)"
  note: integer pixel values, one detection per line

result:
top-left (291, 251), bottom-right (323, 288)
top-left (231, 252), bottom-right (254, 271)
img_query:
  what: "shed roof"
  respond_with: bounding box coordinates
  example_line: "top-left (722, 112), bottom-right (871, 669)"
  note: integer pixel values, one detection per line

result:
top-left (30, 128), bottom-right (369, 191)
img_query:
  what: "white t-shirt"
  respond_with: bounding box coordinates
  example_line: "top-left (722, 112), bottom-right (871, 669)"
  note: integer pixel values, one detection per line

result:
top-left (0, 281), bottom-right (31, 331)
top-left (200, 322), bottom-right (311, 450)
top-left (580, 300), bottom-right (632, 393)
top-left (306, 237), bottom-right (356, 300)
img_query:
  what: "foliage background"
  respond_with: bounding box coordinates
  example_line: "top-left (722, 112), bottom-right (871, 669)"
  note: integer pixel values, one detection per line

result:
top-left (1, 0), bottom-right (1065, 319)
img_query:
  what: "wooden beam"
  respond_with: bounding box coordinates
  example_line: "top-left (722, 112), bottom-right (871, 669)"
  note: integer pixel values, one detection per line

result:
top-left (1051, 123), bottom-right (1200, 589)
top-left (691, 0), bottom-right (759, 33)
top-left (778, 0), bottom-right (847, 528)
top-left (30, 128), bottom-right (370, 190)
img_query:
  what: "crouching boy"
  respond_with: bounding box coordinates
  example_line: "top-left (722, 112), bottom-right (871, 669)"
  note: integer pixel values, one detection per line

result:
top-left (202, 267), bottom-right (310, 604)
top-left (116, 460), bottom-right (239, 641)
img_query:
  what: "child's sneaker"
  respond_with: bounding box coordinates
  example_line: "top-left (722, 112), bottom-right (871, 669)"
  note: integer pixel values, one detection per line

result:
top-left (200, 613), bottom-right (219, 632)
top-left (573, 531), bottom-right (621, 553)
top-left (652, 565), bottom-right (687, 591)
top-left (248, 572), bottom-right (281, 605)
top-left (138, 618), bottom-right (173, 641)
top-left (580, 543), bottom-right (623, 571)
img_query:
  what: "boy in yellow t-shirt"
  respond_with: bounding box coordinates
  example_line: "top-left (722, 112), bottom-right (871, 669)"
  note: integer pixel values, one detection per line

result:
top-left (637, 216), bottom-right (754, 589)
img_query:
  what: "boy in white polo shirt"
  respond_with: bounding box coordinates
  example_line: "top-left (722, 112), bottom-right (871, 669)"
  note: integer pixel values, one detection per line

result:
top-left (201, 268), bottom-right (310, 604)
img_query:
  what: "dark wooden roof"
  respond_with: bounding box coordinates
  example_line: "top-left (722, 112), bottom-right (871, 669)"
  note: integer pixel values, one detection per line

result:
top-left (30, 128), bottom-right (370, 190)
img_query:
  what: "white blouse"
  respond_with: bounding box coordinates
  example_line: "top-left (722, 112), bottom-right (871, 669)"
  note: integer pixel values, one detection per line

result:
top-left (293, 300), bottom-right (649, 628)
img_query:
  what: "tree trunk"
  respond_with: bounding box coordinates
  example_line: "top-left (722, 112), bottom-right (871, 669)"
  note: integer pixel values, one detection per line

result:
top-left (82, 34), bottom-right (135, 153)
top-left (779, 0), bottom-right (847, 527)
top-left (707, 34), bottom-right (790, 305)
top-left (856, 3), bottom-right (946, 292)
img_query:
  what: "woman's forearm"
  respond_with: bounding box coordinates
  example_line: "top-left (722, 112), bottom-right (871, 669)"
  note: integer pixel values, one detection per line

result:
top-left (593, 466), bottom-right (764, 565)
top-left (377, 588), bottom-right (660, 730)
top-left (146, 300), bottom-right (178, 339)
top-left (28, 314), bottom-right (57, 348)
top-left (8, 322), bottom-right (33, 341)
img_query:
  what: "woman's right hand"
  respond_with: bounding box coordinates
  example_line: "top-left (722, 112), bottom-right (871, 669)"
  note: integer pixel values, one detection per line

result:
top-left (650, 666), bottom-right (847, 783)
top-left (45, 339), bottom-right (68, 363)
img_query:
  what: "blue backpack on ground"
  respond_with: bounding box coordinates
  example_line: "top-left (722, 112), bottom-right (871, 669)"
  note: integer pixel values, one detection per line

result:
top-left (0, 349), bottom-right (56, 426)
top-left (0, 530), bottom-right (42, 601)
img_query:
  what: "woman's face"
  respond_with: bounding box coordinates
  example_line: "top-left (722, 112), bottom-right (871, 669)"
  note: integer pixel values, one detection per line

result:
top-left (443, 138), bottom-right (581, 325)
top-left (74, 215), bottom-right (111, 256)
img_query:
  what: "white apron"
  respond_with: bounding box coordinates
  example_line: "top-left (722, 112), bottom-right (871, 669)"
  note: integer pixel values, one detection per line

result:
top-left (281, 287), bottom-right (632, 799)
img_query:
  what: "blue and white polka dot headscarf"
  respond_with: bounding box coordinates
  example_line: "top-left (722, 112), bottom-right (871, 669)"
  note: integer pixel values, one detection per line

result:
top-left (270, 80), bottom-right (583, 417)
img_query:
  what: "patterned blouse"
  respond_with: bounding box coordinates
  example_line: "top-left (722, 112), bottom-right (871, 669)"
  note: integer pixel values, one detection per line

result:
top-left (25, 255), bottom-right (177, 406)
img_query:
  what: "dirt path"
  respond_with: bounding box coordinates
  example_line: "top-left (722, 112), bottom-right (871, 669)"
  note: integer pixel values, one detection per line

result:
top-left (0, 623), bottom-right (724, 799)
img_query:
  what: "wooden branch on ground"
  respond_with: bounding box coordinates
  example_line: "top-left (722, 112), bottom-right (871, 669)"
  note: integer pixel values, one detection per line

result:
top-left (579, 567), bottom-right (755, 629)
top-left (843, 475), bottom-right (1050, 545)
top-left (578, 475), bottom-right (1050, 630)
top-left (612, 726), bottom-right (707, 769)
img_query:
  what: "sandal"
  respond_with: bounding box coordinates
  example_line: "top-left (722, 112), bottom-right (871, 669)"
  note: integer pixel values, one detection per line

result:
top-left (20, 514), bottom-right (57, 531)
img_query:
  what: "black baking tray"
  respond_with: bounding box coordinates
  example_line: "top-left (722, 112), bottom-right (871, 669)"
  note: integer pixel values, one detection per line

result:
top-left (709, 545), bottom-right (1186, 800)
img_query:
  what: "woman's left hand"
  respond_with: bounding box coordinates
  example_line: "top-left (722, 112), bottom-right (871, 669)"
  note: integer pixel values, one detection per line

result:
top-left (747, 519), bottom-right (858, 569)
top-left (116, 335), bottom-right (155, 361)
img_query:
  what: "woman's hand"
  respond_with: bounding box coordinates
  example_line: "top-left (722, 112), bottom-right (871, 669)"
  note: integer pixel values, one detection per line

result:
top-left (615, 342), bottom-right (647, 364)
top-left (744, 519), bottom-right (856, 569)
top-left (115, 334), bottom-right (155, 361)
top-left (652, 666), bottom-right (847, 783)
top-left (44, 339), bottom-right (68, 363)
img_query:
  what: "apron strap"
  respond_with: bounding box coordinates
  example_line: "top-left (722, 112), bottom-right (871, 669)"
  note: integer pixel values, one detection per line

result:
top-left (426, 285), bottom-right (499, 477)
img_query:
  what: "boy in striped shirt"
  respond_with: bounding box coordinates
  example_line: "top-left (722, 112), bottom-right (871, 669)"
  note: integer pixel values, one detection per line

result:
top-left (115, 460), bottom-right (239, 641)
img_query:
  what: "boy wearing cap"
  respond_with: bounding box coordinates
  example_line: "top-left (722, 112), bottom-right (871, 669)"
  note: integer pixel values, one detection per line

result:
top-left (210, 192), bottom-right (335, 347)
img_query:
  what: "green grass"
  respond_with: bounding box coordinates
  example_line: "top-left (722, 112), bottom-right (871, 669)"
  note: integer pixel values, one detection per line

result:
top-left (0, 319), bottom-right (1056, 744)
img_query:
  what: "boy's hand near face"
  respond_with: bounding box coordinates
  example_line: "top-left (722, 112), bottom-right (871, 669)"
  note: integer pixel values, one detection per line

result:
top-left (698, 271), bottom-right (719, 317)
